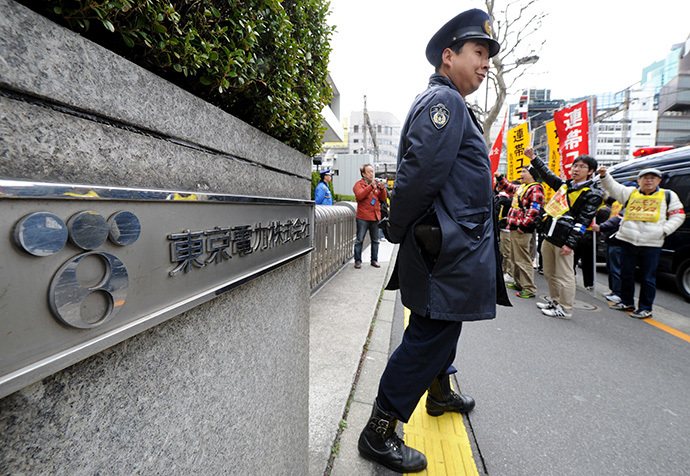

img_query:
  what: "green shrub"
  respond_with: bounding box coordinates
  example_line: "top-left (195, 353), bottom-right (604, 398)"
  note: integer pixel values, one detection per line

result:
top-left (21, 0), bottom-right (334, 156)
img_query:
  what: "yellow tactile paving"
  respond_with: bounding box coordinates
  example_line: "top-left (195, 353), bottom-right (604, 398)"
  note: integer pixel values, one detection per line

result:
top-left (402, 309), bottom-right (480, 476)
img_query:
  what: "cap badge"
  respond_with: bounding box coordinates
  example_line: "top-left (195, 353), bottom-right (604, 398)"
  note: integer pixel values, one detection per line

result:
top-left (430, 103), bottom-right (450, 130)
top-left (484, 20), bottom-right (492, 36)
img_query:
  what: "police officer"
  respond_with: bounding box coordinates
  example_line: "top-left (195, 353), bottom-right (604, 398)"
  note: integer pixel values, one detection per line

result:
top-left (314, 169), bottom-right (333, 205)
top-left (358, 9), bottom-right (510, 473)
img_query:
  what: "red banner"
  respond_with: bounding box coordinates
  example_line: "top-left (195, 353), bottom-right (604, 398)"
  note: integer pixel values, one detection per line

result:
top-left (490, 113), bottom-right (507, 176)
top-left (553, 100), bottom-right (589, 179)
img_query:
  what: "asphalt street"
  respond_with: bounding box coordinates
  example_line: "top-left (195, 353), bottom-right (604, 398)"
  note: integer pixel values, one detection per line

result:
top-left (311, 242), bottom-right (690, 476)
top-left (455, 272), bottom-right (690, 476)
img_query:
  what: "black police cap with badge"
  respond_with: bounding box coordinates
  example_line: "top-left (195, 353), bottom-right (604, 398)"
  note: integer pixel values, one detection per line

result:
top-left (425, 9), bottom-right (500, 67)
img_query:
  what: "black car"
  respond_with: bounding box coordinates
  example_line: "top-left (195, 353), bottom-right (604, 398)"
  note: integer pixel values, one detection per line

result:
top-left (602, 146), bottom-right (690, 302)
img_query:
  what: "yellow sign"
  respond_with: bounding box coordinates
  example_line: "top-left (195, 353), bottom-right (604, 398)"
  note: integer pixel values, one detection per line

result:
top-left (625, 190), bottom-right (664, 222)
top-left (544, 184), bottom-right (569, 218)
top-left (544, 120), bottom-right (561, 202)
top-left (507, 123), bottom-right (531, 182)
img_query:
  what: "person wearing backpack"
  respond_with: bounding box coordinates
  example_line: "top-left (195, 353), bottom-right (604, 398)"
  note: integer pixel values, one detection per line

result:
top-left (525, 147), bottom-right (603, 319)
top-left (494, 166), bottom-right (545, 298)
top-left (596, 166), bottom-right (686, 319)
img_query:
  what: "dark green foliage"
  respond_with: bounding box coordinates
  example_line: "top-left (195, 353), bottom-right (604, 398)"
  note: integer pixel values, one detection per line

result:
top-left (23, 0), bottom-right (334, 156)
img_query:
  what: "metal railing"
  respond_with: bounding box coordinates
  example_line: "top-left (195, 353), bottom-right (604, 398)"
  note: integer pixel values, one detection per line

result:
top-left (311, 204), bottom-right (356, 290)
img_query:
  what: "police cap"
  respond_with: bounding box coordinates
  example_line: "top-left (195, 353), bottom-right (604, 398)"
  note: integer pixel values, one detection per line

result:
top-left (425, 9), bottom-right (500, 66)
top-left (319, 169), bottom-right (332, 176)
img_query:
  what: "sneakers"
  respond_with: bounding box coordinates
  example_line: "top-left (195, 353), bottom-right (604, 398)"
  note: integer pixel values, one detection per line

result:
top-left (516, 289), bottom-right (535, 298)
top-left (506, 283), bottom-right (521, 290)
top-left (541, 304), bottom-right (572, 319)
top-left (610, 302), bottom-right (634, 312)
top-left (503, 273), bottom-right (514, 284)
top-left (536, 300), bottom-right (555, 310)
top-left (631, 309), bottom-right (653, 319)
top-left (604, 293), bottom-right (622, 303)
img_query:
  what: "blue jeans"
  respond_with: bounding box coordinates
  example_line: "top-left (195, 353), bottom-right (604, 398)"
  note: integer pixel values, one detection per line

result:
top-left (606, 243), bottom-right (623, 296)
top-left (354, 218), bottom-right (380, 263)
top-left (619, 242), bottom-right (662, 311)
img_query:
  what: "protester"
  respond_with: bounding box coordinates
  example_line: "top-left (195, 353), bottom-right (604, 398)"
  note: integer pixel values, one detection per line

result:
top-left (314, 169), bottom-right (333, 205)
top-left (596, 166), bottom-right (686, 318)
top-left (495, 183), bottom-right (515, 282)
top-left (495, 167), bottom-right (544, 298)
top-left (573, 224), bottom-right (597, 290)
top-left (591, 200), bottom-right (624, 303)
top-left (527, 147), bottom-right (603, 319)
top-left (353, 164), bottom-right (387, 269)
top-left (357, 9), bottom-right (510, 473)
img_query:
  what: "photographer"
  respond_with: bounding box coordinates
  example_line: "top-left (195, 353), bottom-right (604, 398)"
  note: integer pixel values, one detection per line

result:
top-left (353, 164), bottom-right (387, 268)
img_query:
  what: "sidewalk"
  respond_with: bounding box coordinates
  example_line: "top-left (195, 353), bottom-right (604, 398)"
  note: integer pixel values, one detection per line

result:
top-left (308, 242), bottom-right (690, 476)
top-left (309, 240), bottom-right (397, 476)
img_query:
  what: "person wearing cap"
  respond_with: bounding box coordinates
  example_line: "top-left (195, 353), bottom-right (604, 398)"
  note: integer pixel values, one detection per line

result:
top-left (596, 166), bottom-right (685, 319)
top-left (358, 9), bottom-right (510, 474)
top-left (526, 148), bottom-right (603, 319)
top-left (315, 169), bottom-right (333, 205)
top-left (494, 165), bottom-right (545, 298)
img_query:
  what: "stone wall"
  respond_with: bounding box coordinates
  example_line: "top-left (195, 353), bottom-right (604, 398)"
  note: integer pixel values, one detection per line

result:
top-left (0, 1), bottom-right (311, 474)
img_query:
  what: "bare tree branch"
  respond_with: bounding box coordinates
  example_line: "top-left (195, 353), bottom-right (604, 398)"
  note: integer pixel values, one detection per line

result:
top-left (481, 0), bottom-right (546, 144)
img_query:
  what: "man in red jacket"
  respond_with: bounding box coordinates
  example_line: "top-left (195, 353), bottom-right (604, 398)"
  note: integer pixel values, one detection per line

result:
top-left (353, 164), bottom-right (387, 268)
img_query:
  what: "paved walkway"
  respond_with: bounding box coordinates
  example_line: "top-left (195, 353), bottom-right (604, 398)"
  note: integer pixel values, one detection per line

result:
top-left (309, 241), bottom-right (690, 476)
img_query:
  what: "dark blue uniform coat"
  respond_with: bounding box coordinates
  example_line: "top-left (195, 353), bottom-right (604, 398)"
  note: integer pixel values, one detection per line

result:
top-left (388, 74), bottom-right (499, 322)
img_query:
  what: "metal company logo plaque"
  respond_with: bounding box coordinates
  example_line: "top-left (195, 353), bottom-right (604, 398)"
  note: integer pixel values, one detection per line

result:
top-left (0, 180), bottom-right (313, 398)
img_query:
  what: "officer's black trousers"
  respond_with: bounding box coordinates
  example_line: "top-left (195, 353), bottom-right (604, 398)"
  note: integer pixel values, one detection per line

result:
top-left (376, 311), bottom-right (463, 423)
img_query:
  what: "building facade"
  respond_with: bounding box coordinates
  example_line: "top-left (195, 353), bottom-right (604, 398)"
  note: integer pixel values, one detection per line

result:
top-left (593, 87), bottom-right (658, 166)
top-left (348, 110), bottom-right (401, 172)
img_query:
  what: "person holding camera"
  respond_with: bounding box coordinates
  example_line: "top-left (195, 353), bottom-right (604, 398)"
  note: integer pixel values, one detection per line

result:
top-left (353, 163), bottom-right (387, 268)
top-left (525, 147), bottom-right (603, 319)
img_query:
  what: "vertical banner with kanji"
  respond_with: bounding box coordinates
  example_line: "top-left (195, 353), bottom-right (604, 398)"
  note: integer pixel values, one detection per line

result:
top-left (544, 120), bottom-right (561, 202)
top-left (506, 122), bottom-right (531, 182)
top-left (490, 113), bottom-right (507, 177)
top-left (553, 100), bottom-right (589, 179)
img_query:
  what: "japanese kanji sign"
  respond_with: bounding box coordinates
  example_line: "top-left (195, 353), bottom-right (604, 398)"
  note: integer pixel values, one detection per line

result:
top-left (507, 122), bottom-right (531, 182)
top-left (0, 180), bottom-right (313, 398)
top-left (544, 120), bottom-right (562, 202)
top-left (553, 100), bottom-right (590, 179)
top-left (490, 113), bottom-right (507, 178)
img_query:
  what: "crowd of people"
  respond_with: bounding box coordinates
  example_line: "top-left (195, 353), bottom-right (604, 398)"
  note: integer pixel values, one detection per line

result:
top-left (309, 7), bottom-right (686, 473)
top-left (494, 148), bottom-right (686, 320)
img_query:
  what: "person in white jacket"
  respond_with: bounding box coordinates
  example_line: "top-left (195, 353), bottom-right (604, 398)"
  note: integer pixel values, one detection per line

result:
top-left (596, 166), bottom-right (685, 318)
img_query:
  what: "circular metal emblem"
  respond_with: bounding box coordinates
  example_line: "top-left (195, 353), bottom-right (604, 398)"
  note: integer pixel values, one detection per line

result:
top-left (49, 251), bottom-right (129, 329)
top-left (67, 211), bottom-right (109, 250)
top-left (108, 210), bottom-right (141, 246)
top-left (13, 212), bottom-right (68, 256)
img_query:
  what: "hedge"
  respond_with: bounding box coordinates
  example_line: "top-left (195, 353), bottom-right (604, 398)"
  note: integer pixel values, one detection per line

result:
top-left (19, 0), bottom-right (334, 157)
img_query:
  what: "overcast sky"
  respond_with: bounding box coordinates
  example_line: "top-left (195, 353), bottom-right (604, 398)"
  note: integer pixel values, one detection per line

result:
top-left (326, 0), bottom-right (690, 126)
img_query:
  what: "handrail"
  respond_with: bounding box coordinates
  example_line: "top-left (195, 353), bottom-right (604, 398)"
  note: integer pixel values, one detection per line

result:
top-left (311, 204), bottom-right (356, 290)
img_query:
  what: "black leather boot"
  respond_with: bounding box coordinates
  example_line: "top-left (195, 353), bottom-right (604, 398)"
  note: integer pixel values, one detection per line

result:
top-left (358, 402), bottom-right (427, 473)
top-left (426, 374), bottom-right (476, 416)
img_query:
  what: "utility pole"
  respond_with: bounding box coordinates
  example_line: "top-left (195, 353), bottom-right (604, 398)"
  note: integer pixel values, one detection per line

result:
top-left (362, 95), bottom-right (379, 166)
top-left (620, 88), bottom-right (631, 160)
